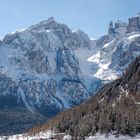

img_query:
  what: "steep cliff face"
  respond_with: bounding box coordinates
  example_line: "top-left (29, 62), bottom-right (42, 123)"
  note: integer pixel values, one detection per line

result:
top-left (127, 13), bottom-right (140, 33)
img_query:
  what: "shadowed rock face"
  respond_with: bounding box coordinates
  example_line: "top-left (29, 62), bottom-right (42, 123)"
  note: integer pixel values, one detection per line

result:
top-left (127, 13), bottom-right (140, 33)
top-left (0, 72), bottom-right (46, 135)
top-left (0, 107), bottom-right (46, 136)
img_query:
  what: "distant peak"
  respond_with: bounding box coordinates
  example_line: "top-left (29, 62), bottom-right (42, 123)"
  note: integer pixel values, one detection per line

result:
top-left (47, 17), bottom-right (55, 21)
top-left (115, 20), bottom-right (127, 28)
top-left (108, 21), bottom-right (114, 35)
top-left (73, 29), bottom-right (89, 38)
top-left (39, 17), bottom-right (56, 25)
top-left (109, 21), bottom-right (113, 27)
top-left (116, 20), bottom-right (127, 25)
top-left (73, 29), bottom-right (85, 34)
top-left (28, 17), bottom-right (59, 31)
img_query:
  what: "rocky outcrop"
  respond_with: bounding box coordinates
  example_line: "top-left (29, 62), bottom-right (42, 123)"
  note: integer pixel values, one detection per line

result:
top-left (108, 20), bottom-right (127, 38)
top-left (127, 13), bottom-right (140, 33)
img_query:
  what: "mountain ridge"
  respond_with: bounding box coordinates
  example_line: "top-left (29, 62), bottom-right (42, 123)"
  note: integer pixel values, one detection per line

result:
top-left (0, 13), bottom-right (140, 135)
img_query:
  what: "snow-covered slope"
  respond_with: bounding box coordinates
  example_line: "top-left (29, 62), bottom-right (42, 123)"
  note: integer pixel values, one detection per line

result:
top-left (1, 131), bottom-right (140, 140)
top-left (0, 130), bottom-right (73, 140)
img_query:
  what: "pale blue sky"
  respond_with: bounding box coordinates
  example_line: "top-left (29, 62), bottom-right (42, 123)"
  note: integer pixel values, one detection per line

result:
top-left (0, 0), bottom-right (140, 38)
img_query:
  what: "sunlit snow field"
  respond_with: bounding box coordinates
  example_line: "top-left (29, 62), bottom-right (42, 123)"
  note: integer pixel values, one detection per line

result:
top-left (0, 131), bottom-right (140, 140)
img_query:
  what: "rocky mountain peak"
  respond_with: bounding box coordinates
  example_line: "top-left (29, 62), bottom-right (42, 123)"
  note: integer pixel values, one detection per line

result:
top-left (75, 29), bottom-right (90, 39)
top-left (46, 16), bottom-right (55, 22)
top-left (108, 20), bottom-right (127, 37)
top-left (127, 13), bottom-right (140, 33)
top-left (28, 17), bottom-right (68, 32)
top-left (37, 17), bottom-right (57, 28)
top-left (108, 20), bottom-right (114, 35)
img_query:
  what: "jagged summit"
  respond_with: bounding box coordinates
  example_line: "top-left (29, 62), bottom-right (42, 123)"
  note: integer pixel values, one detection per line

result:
top-left (28, 17), bottom-right (70, 32)
top-left (108, 20), bottom-right (127, 36)
top-left (44, 16), bottom-right (55, 22)
top-left (127, 13), bottom-right (140, 33)
top-left (3, 17), bottom-right (59, 36)
top-left (115, 20), bottom-right (127, 29)
top-left (36, 17), bottom-right (57, 27)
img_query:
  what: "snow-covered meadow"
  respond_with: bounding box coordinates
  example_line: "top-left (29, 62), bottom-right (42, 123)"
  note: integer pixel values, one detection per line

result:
top-left (0, 131), bottom-right (140, 140)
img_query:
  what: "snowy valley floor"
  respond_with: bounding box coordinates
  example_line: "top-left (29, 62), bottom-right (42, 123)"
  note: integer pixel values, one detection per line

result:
top-left (0, 131), bottom-right (140, 140)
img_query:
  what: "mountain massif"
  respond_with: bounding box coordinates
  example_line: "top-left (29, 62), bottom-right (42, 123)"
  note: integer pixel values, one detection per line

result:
top-left (0, 13), bottom-right (140, 135)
